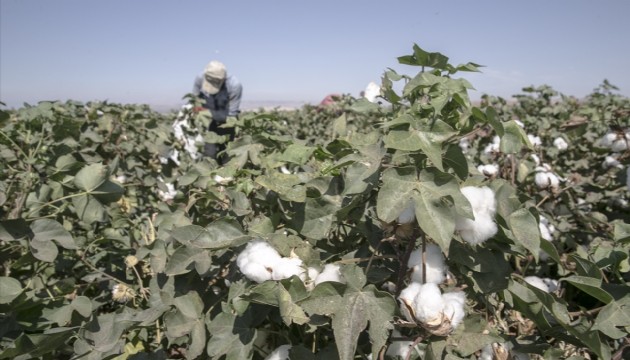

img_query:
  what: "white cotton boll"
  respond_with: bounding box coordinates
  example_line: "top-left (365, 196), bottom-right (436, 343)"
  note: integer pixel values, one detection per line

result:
top-left (397, 199), bottom-right (415, 224)
top-left (600, 132), bottom-right (629, 152)
top-left (213, 175), bottom-right (233, 184)
top-left (441, 291), bottom-right (466, 329)
top-left (600, 132), bottom-right (618, 147)
top-left (602, 155), bottom-right (623, 169)
top-left (264, 344), bottom-right (292, 360)
top-left (271, 257), bottom-right (305, 281)
top-left (408, 243), bottom-right (446, 284)
top-left (553, 137), bottom-right (569, 151)
top-left (115, 175), bottom-right (127, 184)
top-left (157, 182), bottom-right (177, 201)
top-left (458, 137), bottom-right (471, 153)
top-left (279, 165), bottom-right (291, 174)
top-left (398, 283), bottom-right (422, 322)
top-left (413, 283), bottom-right (445, 323)
top-left (539, 216), bottom-right (554, 242)
top-left (455, 186), bottom-right (498, 245)
top-left (364, 81), bottom-right (381, 103)
top-left (314, 264), bottom-right (344, 285)
top-left (524, 276), bottom-right (550, 292)
top-left (381, 281), bottom-right (396, 293)
top-left (530, 154), bottom-right (541, 165)
top-left (478, 344), bottom-right (494, 360)
top-left (385, 330), bottom-right (413, 359)
top-left (237, 240), bottom-right (282, 283)
top-left (306, 267), bottom-right (320, 282)
top-left (528, 134), bottom-right (542, 147)
top-left (514, 119), bottom-right (525, 128)
top-left (477, 164), bottom-right (499, 177)
top-left (534, 166), bottom-right (560, 189)
top-left (542, 278), bottom-right (559, 292)
top-left (483, 136), bottom-right (501, 155)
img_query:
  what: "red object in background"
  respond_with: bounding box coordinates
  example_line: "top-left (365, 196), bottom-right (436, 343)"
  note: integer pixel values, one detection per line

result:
top-left (319, 94), bottom-right (342, 106)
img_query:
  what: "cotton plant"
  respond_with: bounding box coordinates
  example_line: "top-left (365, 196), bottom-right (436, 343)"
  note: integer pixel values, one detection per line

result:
top-left (407, 243), bottom-right (447, 284)
top-left (398, 282), bottom-right (466, 336)
top-left (454, 186), bottom-right (498, 246)
top-left (236, 239), bottom-right (306, 283)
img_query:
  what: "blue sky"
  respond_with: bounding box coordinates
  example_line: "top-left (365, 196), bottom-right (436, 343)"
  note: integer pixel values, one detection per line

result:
top-left (1, 0), bottom-right (629, 110)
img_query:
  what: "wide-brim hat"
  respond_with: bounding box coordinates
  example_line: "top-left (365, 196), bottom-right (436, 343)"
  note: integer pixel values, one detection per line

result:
top-left (202, 61), bottom-right (226, 94)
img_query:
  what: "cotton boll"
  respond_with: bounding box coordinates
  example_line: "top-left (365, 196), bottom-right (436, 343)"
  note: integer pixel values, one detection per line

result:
top-left (527, 134), bottom-right (542, 147)
top-left (397, 199), bottom-right (415, 224)
top-left (240, 261), bottom-right (274, 283)
top-left (483, 136), bottom-right (501, 155)
top-left (602, 155), bottom-right (623, 169)
top-left (542, 278), bottom-right (559, 293)
top-left (524, 276), bottom-right (550, 292)
top-left (459, 137), bottom-right (471, 153)
top-left (385, 330), bottom-right (414, 359)
top-left (364, 81), bottom-right (381, 103)
top-left (413, 283), bottom-right (444, 323)
top-left (455, 186), bottom-right (498, 245)
top-left (530, 154), bottom-right (541, 165)
top-left (441, 291), bottom-right (466, 329)
top-left (271, 257), bottom-right (305, 281)
top-left (514, 119), bottom-right (525, 128)
top-left (477, 164), bottom-right (499, 177)
top-left (314, 264), bottom-right (344, 285)
top-left (478, 344), bottom-right (494, 360)
top-left (408, 243), bottom-right (446, 284)
top-left (534, 165), bottom-right (560, 189)
top-left (398, 283), bottom-right (422, 322)
top-left (599, 132), bottom-right (629, 152)
top-left (539, 216), bottom-right (554, 242)
top-left (264, 344), bottom-right (291, 360)
top-left (553, 137), bottom-right (569, 151)
top-left (237, 240), bottom-right (283, 283)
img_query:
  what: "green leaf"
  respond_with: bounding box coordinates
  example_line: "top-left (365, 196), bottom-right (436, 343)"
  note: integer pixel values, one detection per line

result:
top-left (72, 194), bottom-right (107, 224)
top-left (206, 312), bottom-right (256, 360)
top-left (499, 120), bottom-right (530, 154)
top-left (278, 285), bottom-right (309, 325)
top-left (591, 297), bottom-right (630, 339)
top-left (71, 296), bottom-right (93, 317)
top-left (384, 120), bottom-right (456, 170)
top-left (31, 219), bottom-right (76, 249)
top-left (170, 220), bottom-right (250, 250)
top-left (508, 208), bottom-right (540, 261)
top-left (255, 173), bottom-right (306, 202)
top-left (188, 319), bottom-right (206, 360)
top-left (0, 277), bottom-right (22, 304)
top-left (562, 276), bottom-right (613, 304)
top-left (278, 143), bottom-right (316, 165)
top-left (288, 197), bottom-right (339, 240)
top-left (74, 163), bottom-right (109, 191)
top-left (173, 292), bottom-right (204, 319)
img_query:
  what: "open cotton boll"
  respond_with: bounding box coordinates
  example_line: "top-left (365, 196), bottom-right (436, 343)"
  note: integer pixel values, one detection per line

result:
top-left (455, 186), bottom-right (498, 245)
top-left (364, 81), bottom-right (381, 103)
top-left (477, 163), bottom-right (499, 177)
top-left (398, 283), bottom-right (422, 322)
top-left (271, 257), bottom-right (305, 281)
top-left (542, 278), bottom-right (559, 293)
top-left (397, 199), bottom-right (416, 224)
top-left (514, 119), bottom-right (525, 128)
top-left (534, 165), bottom-right (560, 189)
top-left (413, 283), bottom-right (445, 324)
top-left (530, 154), bottom-right (541, 165)
top-left (483, 136), bottom-right (501, 154)
top-left (553, 137), bottom-right (569, 151)
top-left (528, 134), bottom-right (542, 147)
top-left (264, 344), bottom-right (292, 360)
top-left (602, 155), bottom-right (623, 169)
top-left (599, 131), bottom-right (630, 152)
top-left (458, 137), bottom-right (471, 153)
top-left (524, 276), bottom-right (552, 292)
top-left (314, 264), bottom-right (344, 285)
top-left (385, 330), bottom-right (415, 359)
top-left (441, 291), bottom-right (466, 329)
top-left (236, 240), bottom-right (283, 283)
top-left (539, 216), bottom-right (554, 242)
top-left (408, 243), bottom-right (446, 284)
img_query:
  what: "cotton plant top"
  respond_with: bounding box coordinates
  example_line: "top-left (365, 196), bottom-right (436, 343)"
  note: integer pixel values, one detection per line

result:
top-left (192, 74), bottom-right (243, 122)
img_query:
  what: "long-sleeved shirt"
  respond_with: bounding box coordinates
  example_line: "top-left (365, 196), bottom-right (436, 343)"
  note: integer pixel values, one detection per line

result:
top-left (192, 74), bottom-right (242, 122)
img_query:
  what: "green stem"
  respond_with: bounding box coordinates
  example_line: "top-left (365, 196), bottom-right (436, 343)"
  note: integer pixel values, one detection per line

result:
top-left (25, 191), bottom-right (91, 218)
top-left (0, 129), bottom-right (28, 159)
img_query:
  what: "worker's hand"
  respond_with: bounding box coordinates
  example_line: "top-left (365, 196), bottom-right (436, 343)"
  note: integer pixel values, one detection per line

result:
top-left (192, 106), bottom-right (206, 114)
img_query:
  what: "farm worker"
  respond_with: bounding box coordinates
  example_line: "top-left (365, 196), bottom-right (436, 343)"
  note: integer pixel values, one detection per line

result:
top-left (192, 60), bottom-right (243, 164)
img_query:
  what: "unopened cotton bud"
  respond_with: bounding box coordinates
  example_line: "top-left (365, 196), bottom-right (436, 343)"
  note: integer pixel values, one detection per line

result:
top-left (111, 283), bottom-right (135, 303)
top-left (125, 255), bottom-right (139, 268)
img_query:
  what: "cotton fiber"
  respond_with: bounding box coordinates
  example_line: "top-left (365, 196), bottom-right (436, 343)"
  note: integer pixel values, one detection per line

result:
top-left (454, 186), bottom-right (498, 245)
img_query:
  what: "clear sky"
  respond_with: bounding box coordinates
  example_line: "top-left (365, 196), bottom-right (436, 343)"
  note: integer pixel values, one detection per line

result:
top-left (1, 0), bottom-right (629, 111)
